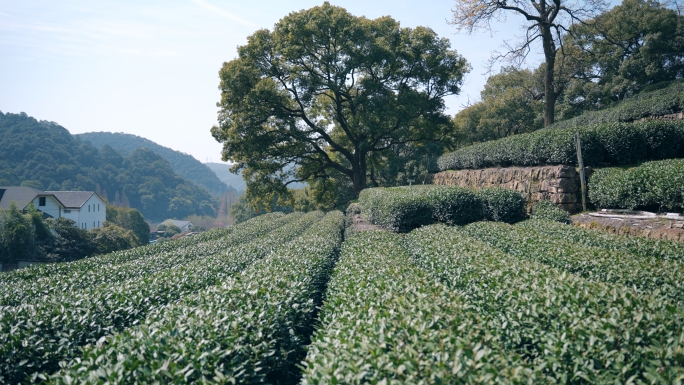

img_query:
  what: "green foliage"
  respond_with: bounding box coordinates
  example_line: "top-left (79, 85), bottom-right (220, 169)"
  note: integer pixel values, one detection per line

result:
top-left (0, 111), bottom-right (217, 221)
top-left (106, 205), bottom-right (149, 244)
top-left (212, 2), bottom-right (468, 204)
top-left (438, 120), bottom-right (684, 170)
top-left (530, 199), bottom-right (571, 223)
top-left (77, 132), bottom-right (230, 196)
top-left (90, 223), bottom-right (138, 255)
top-left (158, 223), bottom-right (181, 238)
top-left (49, 218), bottom-right (97, 262)
top-left (0, 212), bottom-right (315, 383)
top-left (0, 213), bottom-right (291, 307)
top-left (519, 218), bottom-right (684, 262)
top-left (229, 195), bottom-right (293, 224)
top-left (0, 202), bottom-right (34, 266)
top-left (405, 224), bottom-right (684, 383)
top-left (552, 79), bottom-right (684, 129)
top-left (475, 187), bottom-right (527, 223)
top-left (358, 185), bottom-right (483, 232)
top-left (0, 214), bottom-right (279, 284)
top-left (452, 67), bottom-right (544, 148)
top-left (51, 211), bottom-right (343, 384)
top-left (461, 221), bottom-right (684, 303)
top-left (301, 231), bottom-right (542, 383)
top-left (589, 159), bottom-right (684, 211)
top-left (561, 0), bottom-right (684, 114)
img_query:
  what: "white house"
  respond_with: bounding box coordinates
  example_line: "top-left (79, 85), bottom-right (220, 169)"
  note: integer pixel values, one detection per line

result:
top-left (48, 191), bottom-right (107, 230)
top-left (0, 186), bottom-right (106, 230)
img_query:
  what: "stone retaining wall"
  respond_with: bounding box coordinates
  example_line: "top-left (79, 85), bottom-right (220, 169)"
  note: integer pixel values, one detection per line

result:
top-left (432, 165), bottom-right (591, 213)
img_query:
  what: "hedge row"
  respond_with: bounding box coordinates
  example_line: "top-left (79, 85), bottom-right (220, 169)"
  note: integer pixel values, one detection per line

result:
top-left (300, 231), bottom-right (543, 383)
top-left (518, 218), bottom-right (684, 262)
top-left (549, 79), bottom-right (684, 130)
top-left (0, 212), bottom-right (297, 307)
top-left (0, 212), bottom-right (285, 285)
top-left (461, 221), bottom-right (684, 303)
top-left (405, 224), bottom-right (684, 383)
top-left (0, 211), bottom-right (322, 384)
top-left (530, 200), bottom-right (570, 223)
top-left (50, 211), bottom-right (345, 384)
top-left (437, 120), bottom-right (684, 171)
top-left (358, 185), bottom-right (525, 232)
top-left (589, 159), bottom-right (684, 211)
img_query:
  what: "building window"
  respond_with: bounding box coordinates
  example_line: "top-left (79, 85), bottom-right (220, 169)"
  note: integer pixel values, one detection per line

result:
top-left (64, 210), bottom-right (71, 214)
top-left (39, 197), bottom-right (46, 206)
top-left (93, 221), bottom-right (95, 228)
top-left (98, 204), bottom-right (100, 211)
top-left (88, 205), bottom-right (90, 212)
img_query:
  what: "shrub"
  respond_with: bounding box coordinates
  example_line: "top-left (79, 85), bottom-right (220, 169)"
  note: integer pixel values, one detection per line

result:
top-left (437, 120), bottom-right (684, 171)
top-left (519, 218), bottom-right (684, 262)
top-left (461, 221), bottom-right (684, 303)
top-left (405, 224), bottom-right (684, 383)
top-left (301, 231), bottom-right (543, 383)
top-left (530, 200), bottom-right (570, 223)
top-left (548, 79), bottom-right (684, 130)
top-left (0, 212), bottom-right (321, 383)
top-left (51, 211), bottom-right (344, 384)
top-left (589, 159), bottom-right (684, 212)
top-left (358, 186), bottom-right (482, 231)
top-left (476, 187), bottom-right (527, 223)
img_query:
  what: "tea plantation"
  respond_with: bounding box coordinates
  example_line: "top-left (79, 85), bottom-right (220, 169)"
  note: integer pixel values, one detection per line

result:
top-left (1, 208), bottom-right (683, 384)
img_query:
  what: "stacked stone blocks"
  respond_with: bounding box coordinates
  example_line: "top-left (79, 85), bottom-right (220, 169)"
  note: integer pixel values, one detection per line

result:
top-left (432, 165), bottom-right (590, 213)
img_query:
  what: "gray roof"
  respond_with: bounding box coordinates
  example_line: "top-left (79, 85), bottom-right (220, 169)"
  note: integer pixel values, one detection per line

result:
top-left (169, 220), bottom-right (193, 229)
top-left (0, 186), bottom-right (46, 210)
top-left (45, 191), bottom-right (95, 209)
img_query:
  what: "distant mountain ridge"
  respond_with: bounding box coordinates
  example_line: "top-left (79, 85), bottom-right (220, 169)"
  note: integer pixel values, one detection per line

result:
top-left (204, 163), bottom-right (246, 192)
top-left (77, 132), bottom-right (230, 197)
top-left (204, 163), bottom-right (307, 193)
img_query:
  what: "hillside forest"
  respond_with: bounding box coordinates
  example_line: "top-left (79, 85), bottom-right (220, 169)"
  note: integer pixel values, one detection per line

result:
top-left (0, 111), bottom-right (217, 221)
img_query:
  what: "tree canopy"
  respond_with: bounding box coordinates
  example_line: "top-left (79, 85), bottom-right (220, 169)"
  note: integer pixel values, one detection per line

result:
top-left (450, 0), bottom-right (606, 126)
top-left (562, 0), bottom-right (684, 112)
top-left (212, 2), bottom-right (468, 207)
top-left (453, 66), bottom-right (544, 147)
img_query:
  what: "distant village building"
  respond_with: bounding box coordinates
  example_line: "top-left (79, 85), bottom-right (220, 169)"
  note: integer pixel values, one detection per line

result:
top-left (0, 186), bottom-right (106, 230)
top-left (166, 219), bottom-right (194, 233)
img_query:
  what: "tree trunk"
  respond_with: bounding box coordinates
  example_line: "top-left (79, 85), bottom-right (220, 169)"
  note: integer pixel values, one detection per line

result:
top-left (541, 24), bottom-right (557, 127)
top-left (352, 150), bottom-right (367, 197)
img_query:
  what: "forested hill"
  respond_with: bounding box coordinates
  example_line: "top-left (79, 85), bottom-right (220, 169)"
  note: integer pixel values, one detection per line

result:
top-left (77, 132), bottom-right (229, 196)
top-left (0, 111), bottom-right (217, 221)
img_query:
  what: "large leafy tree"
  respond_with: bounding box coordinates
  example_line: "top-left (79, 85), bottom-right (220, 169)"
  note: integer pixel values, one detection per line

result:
top-left (212, 2), bottom-right (468, 205)
top-left (563, 0), bottom-right (684, 110)
top-left (450, 0), bottom-right (606, 126)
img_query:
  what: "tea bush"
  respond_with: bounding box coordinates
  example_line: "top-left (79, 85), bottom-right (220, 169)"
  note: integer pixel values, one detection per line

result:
top-left (405, 224), bottom-right (684, 383)
top-left (438, 120), bottom-right (684, 171)
top-left (589, 159), bottom-right (684, 211)
top-left (300, 231), bottom-right (543, 384)
top-left (519, 218), bottom-right (684, 262)
top-left (530, 200), bottom-right (570, 223)
top-left (358, 185), bottom-right (523, 231)
top-left (0, 212), bottom-right (322, 384)
top-left (461, 221), bottom-right (684, 303)
top-left (50, 211), bottom-right (345, 384)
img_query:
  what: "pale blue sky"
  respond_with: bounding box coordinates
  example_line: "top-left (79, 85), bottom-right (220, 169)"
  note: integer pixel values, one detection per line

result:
top-left (1, 0), bottom-right (545, 163)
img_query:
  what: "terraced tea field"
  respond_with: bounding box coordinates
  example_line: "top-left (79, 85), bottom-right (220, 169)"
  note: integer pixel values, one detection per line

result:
top-left (1, 213), bottom-right (682, 384)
